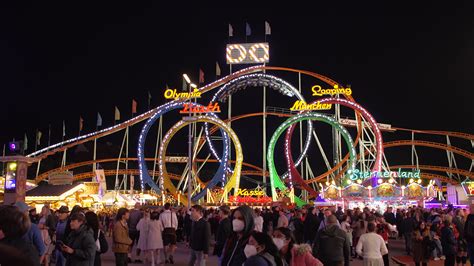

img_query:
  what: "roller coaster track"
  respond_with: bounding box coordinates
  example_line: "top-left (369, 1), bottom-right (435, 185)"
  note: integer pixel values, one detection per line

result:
top-left (389, 165), bottom-right (473, 178)
top-left (384, 140), bottom-right (474, 159)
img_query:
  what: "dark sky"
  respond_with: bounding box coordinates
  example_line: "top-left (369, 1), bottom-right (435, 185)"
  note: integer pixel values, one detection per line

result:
top-left (1, 2), bottom-right (473, 155)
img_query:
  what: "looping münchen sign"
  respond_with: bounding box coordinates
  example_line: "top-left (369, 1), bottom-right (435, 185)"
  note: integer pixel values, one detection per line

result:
top-left (312, 84), bottom-right (352, 97)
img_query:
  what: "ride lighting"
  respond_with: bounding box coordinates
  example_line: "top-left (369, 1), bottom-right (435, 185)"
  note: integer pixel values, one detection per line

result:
top-left (357, 179), bottom-right (362, 184)
top-left (417, 179), bottom-right (422, 184)
top-left (401, 185), bottom-right (406, 189)
top-left (388, 178), bottom-right (394, 184)
top-left (347, 180), bottom-right (352, 185)
top-left (377, 179), bottom-right (383, 184)
top-left (182, 74), bottom-right (191, 84)
top-left (409, 178), bottom-right (414, 183)
top-left (326, 181), bottom-right (330, 186)
top-left (367, 186), bottom-right (372, 190)
top-left (331, 180), bottom-right (336, 185)
top-left (8, 162), bottom-right (17, 171)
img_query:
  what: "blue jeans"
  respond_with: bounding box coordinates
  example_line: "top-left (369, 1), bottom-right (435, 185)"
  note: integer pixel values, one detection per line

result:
top-left (55, 249), bottom-right (66, 266)
top-left (189, 250), bottom-right (206, 266)
top-left (467, 242), bottom-right (474, 266)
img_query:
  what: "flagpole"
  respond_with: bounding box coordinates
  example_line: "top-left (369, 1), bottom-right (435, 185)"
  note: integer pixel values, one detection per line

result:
top-left (93, 123), bottom-right (98, 172)
top-left (48, 124), bottom-right (51, 147)
top-left (2, 144), bottom-right (5, 176)
top-left (34, 129), bottom-right (38, 152)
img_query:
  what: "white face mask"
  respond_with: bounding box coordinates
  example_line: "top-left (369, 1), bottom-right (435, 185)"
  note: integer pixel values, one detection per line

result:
top-left (244, 244), bottom-right (258, 258)
top-left (273, 237), bottom-right (285, 250)
top-left (232, 219), bottom-right (245, 232)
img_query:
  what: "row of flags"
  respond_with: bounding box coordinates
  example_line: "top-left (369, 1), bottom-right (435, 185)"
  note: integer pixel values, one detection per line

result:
top-left (21, 22), bottom-right (273, 151)
top-left (228, 21), bottom-right (271, 37)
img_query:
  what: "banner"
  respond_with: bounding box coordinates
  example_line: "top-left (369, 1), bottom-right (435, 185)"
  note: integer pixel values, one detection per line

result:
top-left (95, 169), bottom-right (106, 197)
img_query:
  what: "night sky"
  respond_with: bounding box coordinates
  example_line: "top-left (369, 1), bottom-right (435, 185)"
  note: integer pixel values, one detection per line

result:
top-left (0, 2), bottom-right (473, 178)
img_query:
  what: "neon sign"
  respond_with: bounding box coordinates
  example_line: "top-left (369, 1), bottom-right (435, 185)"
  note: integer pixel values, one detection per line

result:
top-left (312, 85), bottom-right (352, 97)
top-left (289, 100), bottom-right (332, 111)
top-left (226, 43), bottom-right (270, 64)
top-left (229, 187), bottom-right (272, 204)
top-left (349, 168), bottom-right (421, 180)
top-left (179, 102), bottom-right (221, 114)
top-left (461, 181), bottom-right (474, 196)
top-left (164, 88), bottom-right (202, 100)
top-left (236, 188), bottom-right (265, 197)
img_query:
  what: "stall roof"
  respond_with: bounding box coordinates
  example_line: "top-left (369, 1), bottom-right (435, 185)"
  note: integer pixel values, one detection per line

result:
top-left (27, 183), bottom-right (81, 197)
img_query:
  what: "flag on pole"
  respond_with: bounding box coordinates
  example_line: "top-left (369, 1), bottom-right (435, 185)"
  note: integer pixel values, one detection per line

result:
top-left (246, 22), bottom-right (251, 36)
top-left (228, 24), bottom-right (233, 37)
top-left (79, 116), bottom-right (84, 132)
top-left (23, 133), bottom-right (28, 151)
top-left (48, 124), bottom-right (51, 146)
top-left (114, 106), bottom-right (120, 121)
top-left (265, 21), bottom-right (271, 35)
top-left (147, 91), bottom-right (152, 110)
top-left (36, 131), bottom-right (42, 146)
top-left (97, 113), bottom-right (102, 127)
top-left (182, 77), bottom-right (187, 91)
top-left (130, 175), bottom-right (135, 192)
top-left (132, 99), bottom-right (137, 114)
top-left (216, 62), bottom-right (221, 76)
top-left (199, 69), bottom-right (205, 84)
top-left (62, 120), bottom-right (66, 138)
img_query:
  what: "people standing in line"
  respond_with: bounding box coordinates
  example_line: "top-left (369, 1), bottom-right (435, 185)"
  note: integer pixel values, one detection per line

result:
top-left (254, 208), bottom-right (264, 233)
top-left (127, 202), bottom-right (143, 263)
top-left (112, 208), bottom-right (133, 266)
top-left (0, 205), bottom-right (40, 266)
top-left (160, 203), bottom-right (178, 264)
top-left (442, 216), bottom-right (458, 266)
top-left (188, 205), bottom-right (211, 266)
top-left (221, 205), bottom-right (255, 266)
top-left (61, 212), bottom-right (97, 266)
top-left (136, 209), bottom-right (164, 266)
top-left (214, 205), bottom-right (232, 263)
top-left (356, 222), bottom-right (388, 266)
top-left (85, 211), bottom-right (108, 266)
top-left (13, 202), bottom-right (46, 264)
top-left (273, 227), bottom-right (323, 266)
top-left (313, 214), bottom-right (350, 266)
top-left (243, 231), bottom-right (283, 266)
top-left (464, 205), bottom-right (474, 265)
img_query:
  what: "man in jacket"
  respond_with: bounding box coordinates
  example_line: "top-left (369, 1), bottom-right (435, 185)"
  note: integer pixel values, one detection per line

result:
top-left (313, 215), bottom-right (350, 266)
top-left (61, 212), bottom-right (96, 266)
top-left (464, 204), bottom-right (474, 265)
top-left (14, 202), bottom-right (46, 264)
top-left (127, 202), bottom-right (143, 263)
top-left (213, 205), bottom-right (231, 262)
top-left (188, 204), bottom-right (211, 266)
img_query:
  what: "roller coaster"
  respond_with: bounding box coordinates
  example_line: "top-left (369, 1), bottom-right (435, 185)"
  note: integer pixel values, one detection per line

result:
top-left (23, 65), bottom-right (473, 206)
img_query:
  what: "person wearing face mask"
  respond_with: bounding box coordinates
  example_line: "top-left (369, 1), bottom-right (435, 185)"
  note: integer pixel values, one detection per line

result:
top-left (221, 205), bottom-right (255, 266)
top-left (273, 227), bottom-right (323, 266)
top-left (243, 231), bottom-right (283, 266)
top-left (188, 205), bottom-right (211, 266)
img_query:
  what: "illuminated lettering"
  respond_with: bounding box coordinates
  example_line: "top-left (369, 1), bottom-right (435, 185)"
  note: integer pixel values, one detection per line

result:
top-left (312, 84), bottom-right (352, 97)
top-left (349, 168), bottom-right (421, 180)
top-left (164, 88), bottom-right (202, 100)
top-left (179, 102), bottom-right (221, 114)
top-left (236, 188), bottom-right (266, 197)
top-left (289, 100), bottom-right (332, 111)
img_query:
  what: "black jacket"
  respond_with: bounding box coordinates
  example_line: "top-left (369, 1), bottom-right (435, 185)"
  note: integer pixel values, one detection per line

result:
top-left (441, 225), bottom-right (457, 255)
top-left (464, 214), bottom-right (474, 243)
top-left (313, 224), bottom-right (350, 266)
top-left (214, 217), bottom-right (232, 256)
top-left (0, 238), bottom-right (40, 266)
top-left (189, 218), bottom-right (211, 254)
top-left (64, 224), bottom-right (97, 266)
top-left (303, 213), bottom-right (320, 243)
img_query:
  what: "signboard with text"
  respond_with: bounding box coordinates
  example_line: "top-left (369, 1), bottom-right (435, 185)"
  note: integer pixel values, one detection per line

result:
top-left (226, 43), bottom-right (269, 64)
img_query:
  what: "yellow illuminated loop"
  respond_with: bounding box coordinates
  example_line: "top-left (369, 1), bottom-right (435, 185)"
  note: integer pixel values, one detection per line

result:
top-left (158, 116), bottom-right (243, 206)
top-left (248, 43), bottom-right (269, 63)
top-left (226, 44), bottom-right (247, 64)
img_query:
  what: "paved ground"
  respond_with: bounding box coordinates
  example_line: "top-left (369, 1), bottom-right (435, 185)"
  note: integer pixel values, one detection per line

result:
top-left (96, 236), bottom-right (446, 266)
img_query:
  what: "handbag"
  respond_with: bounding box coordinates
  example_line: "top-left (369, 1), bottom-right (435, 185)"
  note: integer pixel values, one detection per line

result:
top-left (98, 230), bottom-right (109, 254)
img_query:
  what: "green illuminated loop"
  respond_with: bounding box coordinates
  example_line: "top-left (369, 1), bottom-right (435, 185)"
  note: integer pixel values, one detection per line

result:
top-left (267, 112), bottom-right (357, 202)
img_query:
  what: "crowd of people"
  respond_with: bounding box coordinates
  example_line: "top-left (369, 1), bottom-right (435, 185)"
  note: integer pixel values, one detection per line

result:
top-left (2, 201), bottom-right (474, 266)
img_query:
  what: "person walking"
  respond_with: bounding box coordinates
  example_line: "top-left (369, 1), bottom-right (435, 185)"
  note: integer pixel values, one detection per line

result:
top-left (412, 222), bottom-right (431, 266)
top-left (356, 222), bottom-right (388, 266)
top-left (113, 208), bottom-right (133, 266)
top-left (55, 206), bottom-right (70, 266)
top-left (85, 211), bottom-right (108, 266)
top-left (273, 227), bottom-right (323, 266)
top-left (136, 209), bottom-right (164, 266)
top-left (160, 203), bottom-right (178, 264)
top-left (213, 205), bottom-right (232, 263)
top-left (313, 215), bottom-right (350, 266)
top-left (127, 203), bottom-right (143, 263)
top-left (60, 212), bottom-right (97, 266)
top-left (188, 205), bottom-right (211, 266)
top-left (442, 217), bottom-right (457, 266)
top-left (243, 231), bottom-right (283, 266)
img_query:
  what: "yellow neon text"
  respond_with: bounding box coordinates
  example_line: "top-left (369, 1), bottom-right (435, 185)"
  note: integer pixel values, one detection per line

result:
top-left (289, 100), bottom-right (332, 111)
top-left (312, 85), bottom-right (352, 97)
top-left (164, 88), bottom-right (202, 100)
